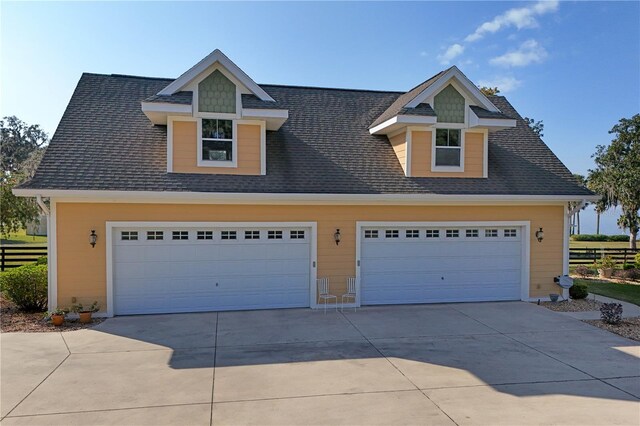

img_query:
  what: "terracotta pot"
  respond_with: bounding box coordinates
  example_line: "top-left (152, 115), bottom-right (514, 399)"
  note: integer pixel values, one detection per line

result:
top-left (598, 268), bottom-right (613, 279)
top-left (78, 311), bottom-right (92, 324)
top-left (51, 314), bottom-right (64, 326)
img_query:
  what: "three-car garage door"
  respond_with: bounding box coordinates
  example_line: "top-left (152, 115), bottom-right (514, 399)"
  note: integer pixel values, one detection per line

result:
top-left (360, 224), bottom-right (524, 305)
top-left (112, 224), bottom-right (312, 315)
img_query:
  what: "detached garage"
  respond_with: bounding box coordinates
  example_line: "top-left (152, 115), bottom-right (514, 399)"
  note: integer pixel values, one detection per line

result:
top-left (358, 222), bottom-right (529, 306)
top-left (108, 222), bottom-right (316, 315)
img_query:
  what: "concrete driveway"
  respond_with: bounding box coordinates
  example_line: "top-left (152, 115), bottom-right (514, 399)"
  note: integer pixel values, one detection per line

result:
top-left (1, 302), bottom-right (639, 425)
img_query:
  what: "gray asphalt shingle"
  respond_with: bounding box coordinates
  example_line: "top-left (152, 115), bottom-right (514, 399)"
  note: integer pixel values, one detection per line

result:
top-left (20, 73), bottom-right (591, 197)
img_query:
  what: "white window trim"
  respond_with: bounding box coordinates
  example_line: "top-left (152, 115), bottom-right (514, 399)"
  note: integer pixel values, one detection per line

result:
top-left (431, 127), bottom-right (465, 172)
top-left (197, 118), bottom-right (238, 168)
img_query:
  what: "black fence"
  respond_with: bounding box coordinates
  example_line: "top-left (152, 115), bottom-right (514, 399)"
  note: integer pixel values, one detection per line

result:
top-left (0, 246), bottom-right (47, 271)
top-left (569, 247), bottom-right (639, 266)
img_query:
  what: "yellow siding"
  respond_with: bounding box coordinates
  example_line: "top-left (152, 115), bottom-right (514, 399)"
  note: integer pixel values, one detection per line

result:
top-left (388, 132), bottom-right (407, 174)
top-left (172, 121), bottom-right (261, 175)
top-left (411, 130), bottom-right (484, 178)
top-left (55, 203), bottom-right (564, 312)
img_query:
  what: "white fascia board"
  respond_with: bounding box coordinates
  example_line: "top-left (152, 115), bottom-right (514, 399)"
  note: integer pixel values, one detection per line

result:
top-left (141, 102), bottom-right (192, 114)
top-left (11, 188), bottom-right (601, 205)
top-left (242, 108), bottom-right (289, 119)
top-left (158, 49), bottom-right (275, 102)
top-left (406, 66), bottom-right (499, 112)
top-left (468, 109), bottom-right (517, 129)
top-left (369, 115), bottom-right (437, 135)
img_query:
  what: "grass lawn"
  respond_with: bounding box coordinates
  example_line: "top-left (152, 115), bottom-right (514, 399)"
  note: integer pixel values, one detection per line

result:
top-left (576, 278), bottom-right (640, 306)
top-left (570, 241), bottom-right (630, 249)
top-left (1, 229), bottom-right (47, 245)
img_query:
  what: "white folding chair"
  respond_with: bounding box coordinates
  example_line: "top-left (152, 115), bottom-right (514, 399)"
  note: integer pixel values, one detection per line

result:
top-left (317, 277), bottom-right (337, 313)
top-left (341, 277), bottom-right (357, 312)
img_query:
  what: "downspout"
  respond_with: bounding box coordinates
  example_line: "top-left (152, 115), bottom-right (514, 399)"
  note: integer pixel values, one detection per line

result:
top-left (35, 195), bottom-right (53, 311)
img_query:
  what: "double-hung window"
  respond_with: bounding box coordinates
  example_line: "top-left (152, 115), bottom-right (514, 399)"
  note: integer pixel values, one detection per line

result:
top-left (435, 129), bottom-right (461, 168)
top-left (201, 119), bottom-right (233, 162)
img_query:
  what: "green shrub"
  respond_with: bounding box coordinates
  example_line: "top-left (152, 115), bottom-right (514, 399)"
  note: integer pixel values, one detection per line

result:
top-left (623, 263), bottom-right (634, 270)
top-left (607, 235), bottom-right (630, 242)
top-left (36, 256), bottom-right (47, 265)
top-left (571, 234), bottom-right (608, 242)
top-left (635, 253), bottom-right (640, 269)
top-left (0, 264), bottom-right (48, 311)
top-left (569, 282), bottom-right (589, 299)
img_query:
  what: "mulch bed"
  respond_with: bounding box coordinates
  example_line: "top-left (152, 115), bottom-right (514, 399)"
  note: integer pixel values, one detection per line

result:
top-left (0, 296), bottom-right (104, 333)
top-left (584, 317), bottom-right (640, 342)
top-left (540, 298), bottom-right (602, 312)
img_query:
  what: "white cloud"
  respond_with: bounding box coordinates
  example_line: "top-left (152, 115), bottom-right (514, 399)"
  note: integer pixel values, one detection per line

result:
top-left (490, 39), bottom-right (548, 67)
top-left (465, 1), bottom-right (559, 42)
top-left (437, 43), bottom-right (465, 65)
top-left (477, 76), bottom-right (522, 94)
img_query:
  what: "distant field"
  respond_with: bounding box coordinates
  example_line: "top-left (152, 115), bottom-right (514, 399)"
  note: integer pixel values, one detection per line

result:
top-left (0, 229), bottom-right (47, 245)
top-left (570, 241), bottom-right (630, 249)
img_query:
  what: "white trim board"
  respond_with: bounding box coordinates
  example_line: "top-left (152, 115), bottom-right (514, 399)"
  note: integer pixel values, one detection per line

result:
top-left (355, 220), bottom-right (531, 306)
top-left (105, 221), bottom-right (318, 316)
top-left (13, 189), bottom-right (599, 205)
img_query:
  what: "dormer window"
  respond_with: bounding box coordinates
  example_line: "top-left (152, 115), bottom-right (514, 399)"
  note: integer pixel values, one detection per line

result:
top-left (434, 128), bottom-right (462, 168)
top-left (198, 118), bottom-right (236, 166)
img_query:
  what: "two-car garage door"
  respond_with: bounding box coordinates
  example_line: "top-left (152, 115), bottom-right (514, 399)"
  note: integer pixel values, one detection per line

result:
top-left (360, 225), bottom-right (524, 305)
top-left (112, 224), bottom-right (312, 315)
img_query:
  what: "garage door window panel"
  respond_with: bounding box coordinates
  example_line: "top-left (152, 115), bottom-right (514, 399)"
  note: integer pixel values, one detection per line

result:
top-left (147, 231), bottom-right (164, 240)
top-left (221, 231), bottom-right (237, 240)
top-left (197, 231), bottom-right (213, 240)
top-left (121, 231), bottom-right (138, 241)
top-left (172, 231), bottom-right (189, 240)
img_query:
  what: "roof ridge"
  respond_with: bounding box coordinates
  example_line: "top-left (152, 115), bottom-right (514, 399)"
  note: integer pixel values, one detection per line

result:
top-left (257, 83), bottom-right (403, 94)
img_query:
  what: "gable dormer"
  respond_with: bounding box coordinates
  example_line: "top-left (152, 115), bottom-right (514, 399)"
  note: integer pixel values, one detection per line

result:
top-left (141, 50), bottom-right (288, 175)
top-left (370, 66), bottom-right (516, 178)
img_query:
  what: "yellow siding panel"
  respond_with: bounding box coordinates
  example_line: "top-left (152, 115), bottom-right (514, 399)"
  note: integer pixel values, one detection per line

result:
top-left (388, 132), bottom-right (407, 174)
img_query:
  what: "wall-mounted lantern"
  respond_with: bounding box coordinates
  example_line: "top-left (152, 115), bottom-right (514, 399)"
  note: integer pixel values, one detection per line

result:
top-left (89, 230), bottom-right (97, 248)
top-left (334, 228), bottom-right (341, 246)
top-left (535, 227), bottom-right (544, 243)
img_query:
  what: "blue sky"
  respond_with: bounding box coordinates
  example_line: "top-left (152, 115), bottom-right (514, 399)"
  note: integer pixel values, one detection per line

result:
top-left (2, 1), bottom-right (638, 234)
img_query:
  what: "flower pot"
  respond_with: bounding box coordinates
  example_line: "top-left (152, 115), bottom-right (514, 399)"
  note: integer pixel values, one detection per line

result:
top-left (78, 311), bottom-right (92, 324)
top-left (51, 314), bottom-right (64, 326)
top-left (598, 268), bottom-right (613, 279)
top-left (549, 294), bottom-right (560, 302)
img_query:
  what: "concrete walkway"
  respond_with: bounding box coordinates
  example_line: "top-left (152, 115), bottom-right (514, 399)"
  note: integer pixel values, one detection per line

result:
top-left (557, 294), bottom-right (640, 320)
top-left (1, 302), bottom-right (639, 425)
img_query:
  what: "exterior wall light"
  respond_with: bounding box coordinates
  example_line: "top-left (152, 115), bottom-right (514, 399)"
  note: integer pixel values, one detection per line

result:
top-left (89, 229), bottom-right (97, 248)
top-left (334, 228), bottom-right (341, 246)
top-left (535, 227), bottom-right (544, 243)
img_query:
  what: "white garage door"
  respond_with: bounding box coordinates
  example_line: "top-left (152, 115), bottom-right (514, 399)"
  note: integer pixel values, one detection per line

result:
top-left (360, 225), bottom-right (523, 305)
top-left (112, 225), bottom-right (312, 315)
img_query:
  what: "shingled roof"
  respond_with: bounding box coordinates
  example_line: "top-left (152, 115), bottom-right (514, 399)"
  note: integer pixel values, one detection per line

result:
top-left (19, 73), bottom-right (591, 197)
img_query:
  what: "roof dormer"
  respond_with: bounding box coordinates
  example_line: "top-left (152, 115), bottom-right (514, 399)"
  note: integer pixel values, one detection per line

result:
top-left (141, 49), bottom-right (288, 131)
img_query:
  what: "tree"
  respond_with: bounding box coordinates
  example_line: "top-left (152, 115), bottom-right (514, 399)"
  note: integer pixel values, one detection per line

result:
top-left (524, 117), bottom-right (544, 138)
top-left (570, 174), bottom-right (588, 235)
top-left (1, 116), bottom-right (49, 176)
top-left (479, 86), bottom-right (500, 96)
top-left (587, 114), bottom-right (640, 249)
top-left (0, 116), bottom-right (49, 237)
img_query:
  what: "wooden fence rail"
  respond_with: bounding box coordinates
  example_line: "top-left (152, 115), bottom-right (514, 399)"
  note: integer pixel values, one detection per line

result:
top-left (569, 247), bottom-right (639, 266)
top-left (0, 246), bottom-right (48, 271)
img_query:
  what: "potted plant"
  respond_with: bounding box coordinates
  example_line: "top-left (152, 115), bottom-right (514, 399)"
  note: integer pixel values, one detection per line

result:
top-left (597, 255), bottom-right (616, 278)
top-left (45, 307), bottom-right (69, 326)
top-left (71, 301), bottom-right (99, 324)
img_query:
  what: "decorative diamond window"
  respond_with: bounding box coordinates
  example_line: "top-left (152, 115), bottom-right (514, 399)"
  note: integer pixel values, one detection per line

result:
top-left (201, 119), bottom-right (233, 162)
